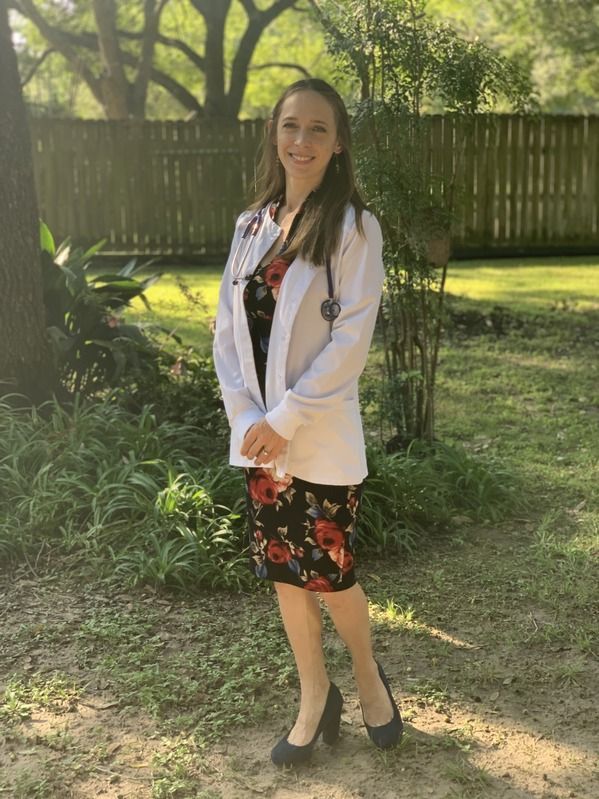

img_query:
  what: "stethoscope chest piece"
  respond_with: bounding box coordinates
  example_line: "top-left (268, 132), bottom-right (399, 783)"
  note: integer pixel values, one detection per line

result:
top-left (321, 298), bottom-right (341, 322)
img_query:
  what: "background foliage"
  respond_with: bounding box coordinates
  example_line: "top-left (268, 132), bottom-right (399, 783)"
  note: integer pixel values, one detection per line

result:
top-left (9, 0), bottom-right (599, 119)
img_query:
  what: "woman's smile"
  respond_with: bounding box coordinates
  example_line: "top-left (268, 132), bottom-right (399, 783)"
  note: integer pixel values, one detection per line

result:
top-left (288, 153), bottom-right (316, 164)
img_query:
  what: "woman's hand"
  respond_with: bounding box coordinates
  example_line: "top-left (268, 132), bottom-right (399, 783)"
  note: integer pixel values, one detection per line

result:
top-left (241, 418), bottom-right (287, 466)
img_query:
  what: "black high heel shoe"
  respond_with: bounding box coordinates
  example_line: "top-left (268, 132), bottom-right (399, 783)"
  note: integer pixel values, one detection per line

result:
top-left (360, 660), bottom-right (403, 749)
top-left (271, 682), bottom-right (343, 766)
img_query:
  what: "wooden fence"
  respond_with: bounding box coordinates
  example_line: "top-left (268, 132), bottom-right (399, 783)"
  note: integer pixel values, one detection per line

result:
top-left (29, 114), bottom-right (599, 259)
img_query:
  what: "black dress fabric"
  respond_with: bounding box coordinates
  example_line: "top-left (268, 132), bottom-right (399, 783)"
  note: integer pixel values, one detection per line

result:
top-left (241, 198), bottom-right (362, 593)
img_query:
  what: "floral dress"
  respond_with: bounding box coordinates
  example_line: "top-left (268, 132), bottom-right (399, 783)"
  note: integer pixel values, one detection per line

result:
top-left (242, 199), bottom-right (362, 593)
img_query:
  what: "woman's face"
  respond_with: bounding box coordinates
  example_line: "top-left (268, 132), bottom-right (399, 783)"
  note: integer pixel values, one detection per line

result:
top-left (272, 90), bottom-right (342, 184)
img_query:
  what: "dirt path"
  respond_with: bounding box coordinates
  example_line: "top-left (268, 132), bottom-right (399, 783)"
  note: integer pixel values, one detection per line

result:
top-left (1, 514), bottom-right (597, 799)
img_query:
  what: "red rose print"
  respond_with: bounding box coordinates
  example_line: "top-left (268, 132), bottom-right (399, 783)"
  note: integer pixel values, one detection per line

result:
top-left (248, 469), bottom-right (278, 505)
top-left (315, 519), bottom-right (345, 551)
top-left (304, 576), bottom-right (334, 592)
top-left (328, 547), bottom-right (345, 569)
top-left (341, 550), bottom-right (354, 574)
top-left (263, 258), bottom-right (290, 289)
top-left (266, 539), bottom-right (293, 564)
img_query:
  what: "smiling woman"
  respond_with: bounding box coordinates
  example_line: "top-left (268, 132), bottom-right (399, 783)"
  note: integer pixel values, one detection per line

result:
top-left (211, 78), bottom-right (403, 767)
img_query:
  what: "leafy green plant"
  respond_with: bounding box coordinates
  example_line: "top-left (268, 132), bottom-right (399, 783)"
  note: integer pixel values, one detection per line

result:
top-left (0, 396), bottom-right (249, 592)
top-left (110, 469), bottom-right (249, 592)
top-left (359, 440), bottom-right (525, 553)
top-left (40, 219), bottom-right (163, 398)
top-left (114, 345), bottom-right (230, 453)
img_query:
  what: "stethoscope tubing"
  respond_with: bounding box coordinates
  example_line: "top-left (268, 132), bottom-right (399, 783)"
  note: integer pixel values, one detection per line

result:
top-left (230, 206), bottom-right (267, 284)
top-left (230, 201), bottom-right (340, 321)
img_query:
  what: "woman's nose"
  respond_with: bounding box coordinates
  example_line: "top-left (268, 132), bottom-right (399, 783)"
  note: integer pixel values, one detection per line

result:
top-left (294, 128), bottom-right (312, 144)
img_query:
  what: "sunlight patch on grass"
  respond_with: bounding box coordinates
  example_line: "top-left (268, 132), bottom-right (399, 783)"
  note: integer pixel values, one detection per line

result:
top-left (445, 256), bottom-right (599, 311)
top-left (126, 266), bottom-right (223, 351)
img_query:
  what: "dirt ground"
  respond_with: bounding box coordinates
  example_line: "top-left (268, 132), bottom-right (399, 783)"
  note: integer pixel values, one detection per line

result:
top-left (1, 517), bottom-right (598, 799)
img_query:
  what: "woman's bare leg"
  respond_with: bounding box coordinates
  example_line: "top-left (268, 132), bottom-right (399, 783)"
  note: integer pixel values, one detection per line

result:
top-left (273, 582), bottom-right (332, 746)
top-left (319, 582), bottom-right (394, 726)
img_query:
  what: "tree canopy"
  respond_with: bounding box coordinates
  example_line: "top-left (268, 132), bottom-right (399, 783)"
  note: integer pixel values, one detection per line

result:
top-left (11, 0), bottom-right (597, 119)
top-left (426, 0), bottom-right (599, 113)
top-left (9, 0), bottom-right (353, 119)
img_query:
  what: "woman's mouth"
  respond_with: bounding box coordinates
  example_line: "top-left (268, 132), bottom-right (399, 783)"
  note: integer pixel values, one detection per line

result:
top-left (289, 153), bottom-right (315, 163)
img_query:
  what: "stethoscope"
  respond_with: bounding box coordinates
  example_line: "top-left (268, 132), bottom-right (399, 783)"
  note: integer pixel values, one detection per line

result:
top-left (230, 198), bottom-right (341, 322)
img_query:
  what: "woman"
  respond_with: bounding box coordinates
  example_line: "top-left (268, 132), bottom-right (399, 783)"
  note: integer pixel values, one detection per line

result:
top-left (213, 78), bottom-right (403, 766)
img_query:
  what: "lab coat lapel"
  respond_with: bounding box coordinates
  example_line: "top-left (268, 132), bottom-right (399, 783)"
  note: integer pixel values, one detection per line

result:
top-left (229, 201), bottom-right (283, 415)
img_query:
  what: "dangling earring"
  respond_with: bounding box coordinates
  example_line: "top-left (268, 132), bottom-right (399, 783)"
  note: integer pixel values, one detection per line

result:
top-left (335, 153), bottom-right (340, 174)
top-left (276, 154), bottom-right (281, 166)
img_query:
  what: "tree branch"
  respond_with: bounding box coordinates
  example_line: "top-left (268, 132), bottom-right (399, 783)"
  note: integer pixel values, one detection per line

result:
top-left (249, 61), bottom-right (311, 77)
top-left (15, 0), bottom-right (105, 108)
top-left (150, 31), bottom-right (204, 70)
top-left (131, 0), bottom-right (172, 115)
top-left (20, 47), bottom-right (56, 88)
top-left (228, 0), bottom-right (299, 116)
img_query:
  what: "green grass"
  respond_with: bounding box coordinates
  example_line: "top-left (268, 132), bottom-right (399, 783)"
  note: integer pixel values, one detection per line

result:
top-left (126, 266), bottom-right (222, 349)
top-left (123, 255), bottom-right (599, 351)
top-left (445, 255), bottom-right (599, 312)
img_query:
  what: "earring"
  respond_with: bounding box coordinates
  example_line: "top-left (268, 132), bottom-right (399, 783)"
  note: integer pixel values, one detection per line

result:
top-left (335, 153), bottom-right (340, 174)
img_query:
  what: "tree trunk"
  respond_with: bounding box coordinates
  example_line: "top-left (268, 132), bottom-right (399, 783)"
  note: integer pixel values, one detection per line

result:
top-left (200, 0), bottom-right (231, 117)
top-left (0, 1), bottom-right (57, 403)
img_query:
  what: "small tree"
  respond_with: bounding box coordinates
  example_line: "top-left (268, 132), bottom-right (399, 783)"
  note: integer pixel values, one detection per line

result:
top-left (311, 0), bottom-right (536, 448)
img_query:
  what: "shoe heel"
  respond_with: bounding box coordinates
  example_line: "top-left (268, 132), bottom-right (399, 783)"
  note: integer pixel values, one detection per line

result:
top-left (321, 713), bottom-right (341, 745)
top-left (321, 685), bottom-right (343, 745)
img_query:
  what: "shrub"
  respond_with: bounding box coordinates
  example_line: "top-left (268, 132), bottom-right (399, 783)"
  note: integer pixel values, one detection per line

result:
top-left (40, 220), bottom-right (164, 398)
top-left (359, 440), bottom-right (526, 554)
top-left (0, 396), bottom-right (249, 593)
top-left (113, 344), bottom-right (230, 456)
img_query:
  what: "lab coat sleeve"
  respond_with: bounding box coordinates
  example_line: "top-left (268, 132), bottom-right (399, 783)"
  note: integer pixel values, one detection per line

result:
top-left (212, 211), bottom-right (266, 442)
top-left (264, 210), bottom-right (385, 441)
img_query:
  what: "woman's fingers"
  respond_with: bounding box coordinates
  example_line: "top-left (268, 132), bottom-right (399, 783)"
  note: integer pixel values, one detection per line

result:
top-left (254, 441), bottom-right (282, 463)
top-left (240, 425), bottom-right (260, 457)
top-left (250, 438), bottom-right (284, 465)
top-left (240, 418), bottom-right (288, 463)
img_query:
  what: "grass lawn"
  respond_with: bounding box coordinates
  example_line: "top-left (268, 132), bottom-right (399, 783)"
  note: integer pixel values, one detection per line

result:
top-left (1, 255), bottom-right (597, 798)
top-left (128, 266), bottom-right (223, 350)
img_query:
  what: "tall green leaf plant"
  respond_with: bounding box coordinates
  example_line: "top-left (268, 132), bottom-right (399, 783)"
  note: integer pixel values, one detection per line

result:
top-left (40, 220), bottom-right (162, 398)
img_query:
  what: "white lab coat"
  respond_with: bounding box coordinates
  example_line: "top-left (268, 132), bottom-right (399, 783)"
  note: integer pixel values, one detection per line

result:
top-left (212, 199), bottom-right (385, 484)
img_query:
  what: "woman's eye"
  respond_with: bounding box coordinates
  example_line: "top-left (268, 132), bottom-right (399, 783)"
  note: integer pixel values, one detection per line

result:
top-left (282, 123), bottom-right (326, 132)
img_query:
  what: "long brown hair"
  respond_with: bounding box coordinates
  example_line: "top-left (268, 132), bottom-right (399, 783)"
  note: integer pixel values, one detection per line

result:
top-left (248, 78), bottom-right (368, 267)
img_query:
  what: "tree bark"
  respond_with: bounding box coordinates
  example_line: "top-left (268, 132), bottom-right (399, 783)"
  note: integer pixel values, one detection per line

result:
top-left (0, 1), bottom-right (56, 403)
top-left (92, 0), bottom-right (131, 118)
